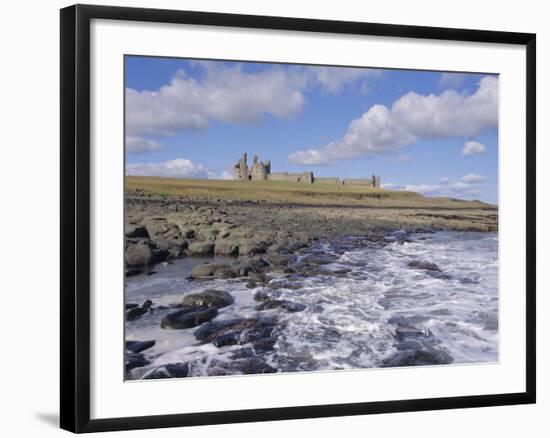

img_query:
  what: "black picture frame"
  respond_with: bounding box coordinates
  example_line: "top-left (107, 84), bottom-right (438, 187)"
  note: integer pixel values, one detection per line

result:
top-left (60, 4), bottom-right (536, 433)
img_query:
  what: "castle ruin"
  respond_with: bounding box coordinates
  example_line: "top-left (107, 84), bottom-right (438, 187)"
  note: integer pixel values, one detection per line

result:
top-left (233, 153), bottom-right (380, 188)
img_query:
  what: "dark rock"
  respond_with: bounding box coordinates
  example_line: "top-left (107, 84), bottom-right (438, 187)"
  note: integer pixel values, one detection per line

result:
top-left (407, 260), bottom-right (441, 272)
top-left (382, 349), bottom-right (453, 367)
top-left (125, 340), bottom-right (156, 354)
top-left (194, 316), bottom-right (278, 351)
top-left (161, 306), bottom-right (218, 329)
top-left (238, 239), bottom-right (269, 255)
top-left (256, 300), bottom-right (306, 313)
top-left (125, 353), bottom-right (149, 372)
top-left (300, 253), bottom-right (337, 265)
top-left (125, 224), bottom-right (149, 238)
top-left (253, 289), bottom-right (282, 302)
top-left (181, 290), bottom-right (234, 309)
top-left (265, 254), bottom-right (297, 270)
top-left (214, 268), bottom-right (239, 279)
top-left (125, 267), bottom-right (144, 277)
top-left (143, 363), bottom-right (189, 379)
top-left (126, 300), bottom-right (153, 321)
top-left (239, 257), bottom-right (269, 275)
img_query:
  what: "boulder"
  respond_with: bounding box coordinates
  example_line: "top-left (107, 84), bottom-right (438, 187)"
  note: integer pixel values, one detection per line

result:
top-left (194, 316), bottom-right (278, 352)
top-left (214, 239), bottom-right (239, 256)
top-left (382, 349), bottom-right (453, 367)
top-left (256, 300), bottom-right (306, 313)
top-left (161, 306), bottom-right (218, 329)
top-left (238, 239), bottom-right (269, 255)
top-left (125, 340), bottom-right (156, 354)
top-left (214, 268), bottom-right (239, 279)
top-left (181, 289), bottom-right (234, 309)
top-left (191, 263), bottom-right (230, 278)
top-left (125, 353), bottom-right (149, 372)
top-left (125, 240), bottom-right (166, 267)
top-left (143, 363), bottom-right (189, 379)
top-left (408, 260), bottom-right (441, 271)
top-left (187, 241), bottom-right (215, 256)
top-left (125, 224), bottom-right (149, 238)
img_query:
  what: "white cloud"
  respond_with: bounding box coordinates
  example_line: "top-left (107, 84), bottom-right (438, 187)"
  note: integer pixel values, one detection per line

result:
top-left (126, 64), bottom-right (306, 138)
top-left (125, 136), bottom-right (164, 153)
top-left (400, 173), bottom-right (486, 200)
top-left (462, 140), bottom-right (487, 156)
top-left (126, 158), bottom-right (211, 178)
top-left (289, 76), bottom-right (498, 165)
top-left (126, 63), bottom-right (380, 141)
top-left (461, 173), bottom-right (485, 183)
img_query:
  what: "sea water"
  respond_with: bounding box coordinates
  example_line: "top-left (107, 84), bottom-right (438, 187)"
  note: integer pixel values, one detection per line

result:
top-left (125, 231), bottom-right (498, 377)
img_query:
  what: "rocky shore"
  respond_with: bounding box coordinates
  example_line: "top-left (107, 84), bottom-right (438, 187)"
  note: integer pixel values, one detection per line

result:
top-left (124, 193), bottom-right (498, 379)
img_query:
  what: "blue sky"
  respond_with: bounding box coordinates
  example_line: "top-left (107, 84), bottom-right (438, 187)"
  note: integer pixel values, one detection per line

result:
top-left (125, 56), bottom-right (498, 204)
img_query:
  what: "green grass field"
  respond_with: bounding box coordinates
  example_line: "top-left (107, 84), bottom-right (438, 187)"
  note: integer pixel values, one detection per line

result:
top-left (126, 176), bottom-right (495, 210)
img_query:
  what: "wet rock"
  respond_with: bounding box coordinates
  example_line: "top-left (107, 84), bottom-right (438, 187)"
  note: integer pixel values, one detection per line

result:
top-left (143, 218), bottom-right (181, 242)
top-left (306, 267), bottom-right (334, 276)
top-left (214, 267), bottom-right (239, 279)
top-left (382, 349), bottom-right (453, 367)
top-left (126, 300), bottom-right (153, 321)
top-left (161, 306), bottom-right (218, 329)
top-left (125, 267), bottom-right (144, 277)
top-left (143, 363), bottom-right (189, 379)
top-left (181, 290), bottom-right (234, 308)
top-left (233, 357), bottom-right (277, 374)
top-left (238, 239), bottom-right (269, 255)
top-left (384, 230), bottom-right (411, 243)
top-left (300, 253), bottom-right (337, 265)
top-left (125, 353), bottom-right (149, 372)
top-left (214, 239), bottom-right (239, 256)
top-left (191, 262), bottom-right (230, 278)
top-left (125, 340), bottom-right (156, 354)
top-left (265, 254), bottom-right (297, 271)
top-left (125, 240), bottom-right (167, 268)
top-left (238, 256), bottom-right (269, 275)
top-left (203, 356), bottom-right (276, 376)
top-left (194, 316), bottom-right (278, 351)
top-left (125, 224), bottom-right (149, 238)
top-left (253, 289), bottom-right (282, 302)
top-left (407, 260), bottom-right (441, 272)
top-left (266, 277), bottom-right (303, 290)
top-left (187, 241), bottom-right (215, 256)
top-left (256, 300), bottom-right (306, 313)
top-left (389, 315), bottom-right (432, 341)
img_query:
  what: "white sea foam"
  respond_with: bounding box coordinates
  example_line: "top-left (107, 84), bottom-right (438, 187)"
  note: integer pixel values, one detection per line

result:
top-left (125, 232), bottom-right (498, 377)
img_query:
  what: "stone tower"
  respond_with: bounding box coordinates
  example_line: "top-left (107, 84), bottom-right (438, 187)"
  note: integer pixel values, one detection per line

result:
top-left (234, 153), bottom-right (249, 180)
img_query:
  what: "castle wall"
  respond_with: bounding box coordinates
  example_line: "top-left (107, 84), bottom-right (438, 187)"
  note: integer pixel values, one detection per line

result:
top-left (268, 172), bottom-right (313, 183)
top-left (342, 178), bottom-right (374, 187)
top-left (233, 153), bottom-right (380, 187)
top-left (315, 177), bottom-right (342, 185)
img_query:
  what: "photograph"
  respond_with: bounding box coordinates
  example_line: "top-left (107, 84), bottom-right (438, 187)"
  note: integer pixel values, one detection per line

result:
top-left (123, 56), bottom-right (499, 380)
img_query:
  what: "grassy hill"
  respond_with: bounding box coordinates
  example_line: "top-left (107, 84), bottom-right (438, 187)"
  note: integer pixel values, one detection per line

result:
top-left (126, 176), bottom-right (496, 210)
